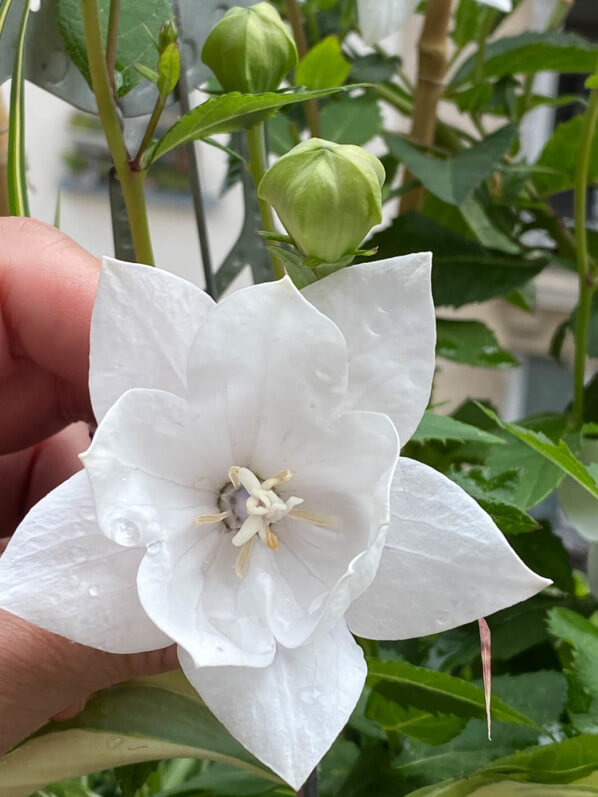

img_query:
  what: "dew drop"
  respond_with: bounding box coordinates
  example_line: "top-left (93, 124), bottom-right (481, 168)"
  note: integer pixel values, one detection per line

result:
top-left (88, 585), bottom-right (100, 597)
top-left (111, 518), bottom-right (141, 547)
top-left (147, 541), bottom-right (163, 555)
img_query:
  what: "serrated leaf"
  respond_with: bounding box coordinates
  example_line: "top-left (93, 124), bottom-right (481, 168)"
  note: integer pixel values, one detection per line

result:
top-left (481, 406), bottom-right (598, 500)
top-left (451, 32), bottom-right (598, 86)
top-left (295, 35), bottom-right (350, 90)
top-left (150, 87), bottom-right (351, 163)
top-left (365, 213), bottom-right (547, 307)
top-left (367, 659), bottom-right (538, 728)
top-left (385, 125), bottom-right (517, 206)
top-left (411, 412), bottom-right (505, 445)
top-left (480, 735), bottom-right (598, 783)
top-left (350, 52), bottom-right (401, 82)
top-left (397, 672), bottom-right (568, 793)
top-left (366, 692), bottom-right (467, 745)
top-left (0, 678), bottom-right (280, 796)
top-left (486, 413), bottom-right (568, 510)
top-left (57, 0), bottom-right (174, 97)
top-left (437, 319), bottom-right (518, 368)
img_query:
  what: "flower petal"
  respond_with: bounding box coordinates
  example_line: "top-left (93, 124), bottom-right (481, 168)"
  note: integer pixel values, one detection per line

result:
top-left (137, 527), bottom-right (276, 668)
top-left (356, 0), bottom-right (420, 44)
top-left (303, 254), bottom-right (435, 445)
top-left (259, 410), bottom-right (398, 647)
top-left (90, 257), bottom-right (214, 423)
top-left (477, 0), bottom-right (511, 10)
top-left (82, 388), bottom-right (225, 547)
top-left (346, 457), bottom-right (551, 639)
top-left (179, 621), bottom-right (366, 790)
top-left (186, 276), bottom-right (349, 470)
top-left (0, 470), bottom-right (169, 654)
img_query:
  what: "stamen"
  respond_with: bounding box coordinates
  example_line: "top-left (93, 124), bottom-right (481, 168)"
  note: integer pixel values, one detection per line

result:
top-left (261, 470), bottom-right (293, 490)
top-left (289, 508), bottom-right (336, 527)
top-left (235, 539), bottom-right (254, 578)
top-left (265, 525), bottom-right (279, 550)
top-left (195, 511), bottom-right (229, 525)
top-left (232, 515), bottom-right (265, 547)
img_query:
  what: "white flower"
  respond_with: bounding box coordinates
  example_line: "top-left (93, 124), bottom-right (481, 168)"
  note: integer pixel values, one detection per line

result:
top-left (357, 0), bottom-right (511, 45)
top-left (0, 254), bottom-right (548, 789)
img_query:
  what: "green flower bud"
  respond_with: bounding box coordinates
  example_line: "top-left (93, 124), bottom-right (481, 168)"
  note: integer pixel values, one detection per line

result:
top-left (201, 3), bottom-right (298, 94)
top-left (159, 20), bottom-right (178, 52)
top-left (258, 138), bottom-right (385, 263)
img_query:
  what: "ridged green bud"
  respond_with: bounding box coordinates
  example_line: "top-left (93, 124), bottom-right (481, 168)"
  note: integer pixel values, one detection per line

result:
top-left (258, 138), bottom-right (385, 263)
top-left (201, 3), bottom-right (298, 94)
top-left (159, 20), bottom-right (178, 52)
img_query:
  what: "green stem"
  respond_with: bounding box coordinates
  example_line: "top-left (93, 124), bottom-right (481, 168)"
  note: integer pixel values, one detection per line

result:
top-left (80, 0), bottom-right (154, 264)
top-left (105, 0), bottom-right (121, 93)
top-left (133, 94), bottom-right (166, 169)
top-left (7, 0), bottom-right (29, 216)
top-left (245, 123), bottom-right (285, 280)
top-left (473, 8), bottom-right (496, 84)
top-left (572, 89), bottom-right (598, 426)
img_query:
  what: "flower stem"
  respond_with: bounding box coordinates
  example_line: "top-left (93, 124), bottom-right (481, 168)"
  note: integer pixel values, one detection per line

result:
top-left (245, 123), bottom-right (285, 280)
top-left (80, 0), bottom-right (154, 264)
top-left (285, 0), bottom-right (321, 137)
top-left (572, 89), bottom-right (598, 427)
top-left (105, 0), bottom-right (121, 93)
top-left (296, 769), bottom-right (319, 797)
top-left (398, 0), bottom-right (453, 214)
top-left (132, 94), bottom-right (167, 169)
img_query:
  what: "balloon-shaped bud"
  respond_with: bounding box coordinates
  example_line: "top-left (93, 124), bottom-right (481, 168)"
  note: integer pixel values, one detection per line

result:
top-left (201, 3), bottom-right (298, 94)
top-left (258, 138), bottom-right (385, 263)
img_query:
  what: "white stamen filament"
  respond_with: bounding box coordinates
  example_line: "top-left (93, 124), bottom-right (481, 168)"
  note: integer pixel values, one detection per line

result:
top-left (195, 466), bottom-right (335, 578)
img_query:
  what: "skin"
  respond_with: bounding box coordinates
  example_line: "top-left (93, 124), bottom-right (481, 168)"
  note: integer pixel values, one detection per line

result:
top-left (0, 217), bottom-right (177, 756)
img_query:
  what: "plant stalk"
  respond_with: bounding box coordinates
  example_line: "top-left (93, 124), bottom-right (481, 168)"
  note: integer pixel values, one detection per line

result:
top-left (80, 0), bottom-right (154, 264)
top-left (572, 89), bottom-right (598, 426)
top-left (285, 0), bottom-right (321, 137)
top-left (245, 123), bottom-right (285, 279)
top-left (105, 0), bottom-right (121, 93)
top-left (133, 94), bottom-right (166, 169)
top-left (398, 0), bottom-right (453, 214)
top-left (296, 769), bottom-right (319, 797)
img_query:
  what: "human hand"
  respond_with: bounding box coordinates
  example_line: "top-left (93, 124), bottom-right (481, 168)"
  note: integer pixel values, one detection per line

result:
top-left (0, 218), bottom-right (176, 755)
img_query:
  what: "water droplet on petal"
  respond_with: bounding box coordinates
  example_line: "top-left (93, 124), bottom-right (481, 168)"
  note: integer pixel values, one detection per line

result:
top-left (147, 541), bottom-right (163, 555)
top-left (111, 518), bottom-right (141, 547)
top-left (88, 585), bottom-right (100, 597)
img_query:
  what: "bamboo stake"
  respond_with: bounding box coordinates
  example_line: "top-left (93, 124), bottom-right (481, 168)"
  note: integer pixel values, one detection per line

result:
top-left (399, 0), bottom-right (453, 214)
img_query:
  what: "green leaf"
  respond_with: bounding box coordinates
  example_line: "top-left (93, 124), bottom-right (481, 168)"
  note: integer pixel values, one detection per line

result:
top-left (350, 53), bottom-right (401, 83)
top-left (367, 659), bottom-right (538, 728)
top-left (266, 114), bottom-right (295, 156)
top-left (510, 523), bottom-right (575, 593)
top-left (366, 692), bottom-right (467, 745)
top-left (534, 114), bottom-right (598, 196)
top-left (486, 413), bottom-right (569, 510)
top-left (407, 775), bottom-right (598, 796)
top-left (114, 761), bottom-right (159, 797)
top-left (449, 468), bottom-right (540, 535)
top-left (57, 0), bottom-right (174, 97)
top-left (411, 412), bottom-right (505, 445)
top-left (385, 125), bottom-right (517, 206)
top-left (480, 735), bottom-right (598, 783)
top-left (150, 87), bottom-right (351, 163)
top-left (295, 35), bottom-right (350, 90)
top-left (481, 406), bottom-right (598, 500)
top-left (437, 319), bottom-right (518, 368)
top-left (320, 94), bottom-right (382, 145)
top-left (395, 671), bottom-right (568, 790)
top-left (0, 677), bottom-right (280, 796)
top-left (548, 607), bottom-right (598, 731)
top-left (152, 763), bottom-right (279, 796)
top-left (7, 1), bottom-right (29, 216)
top-left (451, 32), bottom-right (598, 86)
top-left (366, 212), bottom-right (547, 307)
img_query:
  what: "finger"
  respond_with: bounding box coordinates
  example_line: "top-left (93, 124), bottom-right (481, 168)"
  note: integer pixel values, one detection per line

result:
top-left (0, 218), bottom-right (99, 452)
top-left (0, 422), bottom-right (90, 537)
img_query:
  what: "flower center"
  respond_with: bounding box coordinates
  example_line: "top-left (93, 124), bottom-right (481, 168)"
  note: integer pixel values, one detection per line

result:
top-left (195, 466), bottom-right (331, 577)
